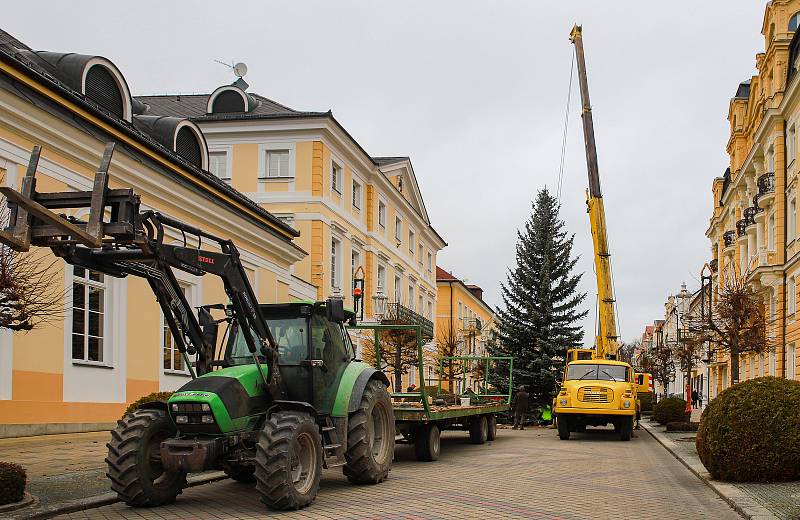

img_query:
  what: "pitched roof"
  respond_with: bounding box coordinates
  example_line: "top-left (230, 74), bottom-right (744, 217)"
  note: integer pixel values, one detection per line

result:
top-left (372, 156), bottom-right (409, 166)
top-left (136, 92), bottom-right (305, 119)
top-left (436, 266), bottom-right (459, 281)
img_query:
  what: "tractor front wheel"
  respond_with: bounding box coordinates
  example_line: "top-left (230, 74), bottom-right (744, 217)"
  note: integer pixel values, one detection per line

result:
top-left (106, 409), bottom-right (187, 507)
top-left (344, 380), bottom-right (395, 484)
top-left (254, 411), bottom-right (322, 510)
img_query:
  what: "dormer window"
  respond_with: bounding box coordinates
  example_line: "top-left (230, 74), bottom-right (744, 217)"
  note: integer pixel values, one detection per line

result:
top-left (85, 65), bottom-right (124, 118)
top-left (206, 86), bottom-right (256, 114)
top-left (175, 126), bottom-right (203, 168)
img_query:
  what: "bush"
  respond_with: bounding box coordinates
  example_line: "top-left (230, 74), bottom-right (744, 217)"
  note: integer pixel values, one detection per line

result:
top-left (638, 392), bottom-right (655, 412)
top-left (696, 377), bottom-right (800, 482)
top-left (123, 391), bottom-right (174, 417)
top-left (0, 462), bottom-right (26, 505)
top-left (666, 421), bottom-right (699, 432)
top-left (653, 396), bottom-right (688, 425)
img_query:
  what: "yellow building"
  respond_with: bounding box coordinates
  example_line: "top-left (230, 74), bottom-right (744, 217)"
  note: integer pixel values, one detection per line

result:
top-left (434, 267), bottom-right (497, 391)
top-left (0, 28), bottom-right (313, 437)
top-left (137, 85), bottom-right (446, 354)
top-left (706, 0), bottom-right (800, 397)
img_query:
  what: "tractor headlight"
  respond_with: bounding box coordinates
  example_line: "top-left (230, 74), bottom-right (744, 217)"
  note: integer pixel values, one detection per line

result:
top-left (201, 415), bottom-right (215, 424)
top-left (623, 400), bottom-right (631, 409)
top-left (175, 415), bottom-right (189, 424)
top-left (171, 403), bottom-right (179, 412)
top-left (559, 398), bottom-right (568, 406)
top-left (201, 403), bottom-right (211, 412)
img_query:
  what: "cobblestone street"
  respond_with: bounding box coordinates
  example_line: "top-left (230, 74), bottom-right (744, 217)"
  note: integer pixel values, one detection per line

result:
top-left (55, 427), bottom-right (739, 520)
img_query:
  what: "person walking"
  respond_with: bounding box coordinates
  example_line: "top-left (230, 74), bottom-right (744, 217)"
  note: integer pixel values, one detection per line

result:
top-left (512, 386), bottom-right (529, 430)
top-left (691, 389), bottom-right (698, 408)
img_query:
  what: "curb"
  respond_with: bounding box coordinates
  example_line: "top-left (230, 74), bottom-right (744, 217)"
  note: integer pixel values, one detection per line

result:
top-left (0, 493), bottom-right (36, 514)
top-left (641, 421), bottom-right (776, 520)
top-left (9, 471), bottom-right (227, 519)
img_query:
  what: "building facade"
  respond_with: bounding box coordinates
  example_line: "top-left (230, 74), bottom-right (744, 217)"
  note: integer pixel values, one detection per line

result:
top-left (136, 88), bottom-right (446, 346)
top-left (706, 0), bottom-right (800, 397)
top-left (0, 29), bottom-right (313, 437)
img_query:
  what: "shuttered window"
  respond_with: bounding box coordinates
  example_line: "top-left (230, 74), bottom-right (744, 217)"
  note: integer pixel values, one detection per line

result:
top-left (175, 127), bottom-right (202, 168)
top-left (85, 65), bottom-right (124, 118)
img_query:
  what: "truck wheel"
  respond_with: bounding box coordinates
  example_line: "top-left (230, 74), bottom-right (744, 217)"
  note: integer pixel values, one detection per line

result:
top-left (224, 464), bottom-right (255, 483)
top-left (344, 380), bottom-right (395, 484)
top-left (414, 424), bottom-right (441, 462)
top-left (254, 411), bottom-right (322, 510)
top-left (469, 415), bottom-right (488, 444)
top-left (106, 409), bottom-right (187, 507)
top-left (619, 416), bottom-right (633, 441)
top-left (486, 415), bottom-right (497, 441)
top-left (556, 415), bottom-right (570, 440)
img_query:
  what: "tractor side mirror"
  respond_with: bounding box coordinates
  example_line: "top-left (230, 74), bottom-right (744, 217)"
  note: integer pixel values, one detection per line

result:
top-left (326, 298), bottom-right (345, 322)
top-left (199, 307), bottom-right (219, 349)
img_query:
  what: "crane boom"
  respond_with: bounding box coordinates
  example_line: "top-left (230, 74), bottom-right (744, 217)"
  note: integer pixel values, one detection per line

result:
top-left (570, 25), bottom-right (619, 359)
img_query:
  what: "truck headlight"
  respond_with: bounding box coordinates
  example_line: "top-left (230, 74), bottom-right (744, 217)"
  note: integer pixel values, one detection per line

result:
top-left (175, 415), bottom-right (188, 424)
top-left (559, 398), bottom-right (568, 406)
top-left (623, 400), bottom-right (631, 409)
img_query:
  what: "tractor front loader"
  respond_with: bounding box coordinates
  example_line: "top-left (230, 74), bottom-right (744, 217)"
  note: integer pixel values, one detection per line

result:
top-left (0, 143), bottom-right (394, 511)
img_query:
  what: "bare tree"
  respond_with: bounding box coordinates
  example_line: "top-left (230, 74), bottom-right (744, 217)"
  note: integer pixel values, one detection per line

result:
top-left (434, 325), bottom-right (465, 393)
top-left (683, 269), bottom-right (773, 385)
top-left (651, 340), bottom-right (676, 399)
top-left (361, 329), bottom-right (418, 392)
top-left (0, 177), bottom-right (63, 331)
top-left (617, 339), bottom-right (640, 365)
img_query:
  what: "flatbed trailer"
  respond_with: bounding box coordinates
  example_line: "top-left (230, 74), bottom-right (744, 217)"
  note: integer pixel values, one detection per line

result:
top-left (349, 324), bottom-right (512, 461)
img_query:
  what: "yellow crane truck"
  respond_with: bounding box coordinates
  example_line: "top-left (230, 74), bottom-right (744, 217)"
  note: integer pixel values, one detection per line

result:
top-left (553, 25), bottom-right (637, 441)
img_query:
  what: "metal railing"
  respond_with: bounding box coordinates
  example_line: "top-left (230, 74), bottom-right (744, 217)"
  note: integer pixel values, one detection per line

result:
top-left (723, 230), bottom-right (737, 248)
top-left (736, 219), bottom-right (747, 237)
top-left (757, 172), bottom-right (775, 198)
top-left (383, 302), bottom-right (434, 339)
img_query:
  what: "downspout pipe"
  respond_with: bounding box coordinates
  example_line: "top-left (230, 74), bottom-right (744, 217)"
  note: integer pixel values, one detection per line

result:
top-left (783, 119), bottom-right (788, 378)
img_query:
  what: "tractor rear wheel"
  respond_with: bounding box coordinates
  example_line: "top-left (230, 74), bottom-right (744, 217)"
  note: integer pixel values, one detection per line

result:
top-left (486, 415), bottom-right (497, 441)
top-left (557, 415), bottom-right (570, 440)
top-left (344, 380), bottom-right (394, 484)
top-left (254, 411), bottom-right (322, 510)
top-left (105, 409), bottom-right (187, 507)
top-left (469, 415), bottom-right (488, 444)
top-left (414, 423), bottom-right (441, 462)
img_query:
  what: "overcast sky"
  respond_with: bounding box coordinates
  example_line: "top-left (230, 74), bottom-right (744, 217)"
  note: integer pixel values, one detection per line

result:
top-left (3, 1), bottom-right (767, 344)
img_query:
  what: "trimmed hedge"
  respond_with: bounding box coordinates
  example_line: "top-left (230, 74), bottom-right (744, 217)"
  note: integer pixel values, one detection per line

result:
top-left (696, 377), bottom-right (800, 482)
top-left (0, 462), bottom-right (26, 506)
top-left (123, 391), bottom-right (174, 417)
top-left (653, 396), bottom-right (688, 425)
top-left (638, 392), bottom-right (655, 412)
top-left (666, 421), bottom-right (699, 432)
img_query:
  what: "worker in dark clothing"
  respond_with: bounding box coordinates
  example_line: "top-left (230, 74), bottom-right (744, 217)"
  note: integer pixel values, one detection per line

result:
top-left (512, 386), bottom-right (529, 430)
top-left (691, 389), bottom-right (698, 408)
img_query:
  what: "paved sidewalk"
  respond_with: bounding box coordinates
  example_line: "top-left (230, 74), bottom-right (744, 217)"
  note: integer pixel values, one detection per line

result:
top-left (642, 418), bottom-right (800, 519)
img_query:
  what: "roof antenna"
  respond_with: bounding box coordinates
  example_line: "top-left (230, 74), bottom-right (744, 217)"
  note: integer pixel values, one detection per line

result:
top-left (214, 59), bottom-right (249, 91)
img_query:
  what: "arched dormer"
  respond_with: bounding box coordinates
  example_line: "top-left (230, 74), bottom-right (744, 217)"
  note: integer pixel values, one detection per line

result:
top-left (132, 115), bottom-right (208, 170)
top-left (18, 51), bottom-right (133, 122)
top-left (206, 85), bottom-right (258, 114)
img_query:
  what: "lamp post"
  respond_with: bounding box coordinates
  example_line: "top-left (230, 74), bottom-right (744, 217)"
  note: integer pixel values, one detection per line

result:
top-left (372, 282), bottom-right (387, 322)
top-left (676, 283), bottom-right (691, 411)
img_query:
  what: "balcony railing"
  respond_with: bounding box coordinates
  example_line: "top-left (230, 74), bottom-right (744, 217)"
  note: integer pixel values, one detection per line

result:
top-left (382, 302), bottom-right (434, 339)
top-left (736, 219), bottom-right (747, 237)
top-left (723, 230), bottom-right (737, 248)
top-left (757, 172), bottom-right (775, 198)
top-left (743, 206), bottom-right (759, 225)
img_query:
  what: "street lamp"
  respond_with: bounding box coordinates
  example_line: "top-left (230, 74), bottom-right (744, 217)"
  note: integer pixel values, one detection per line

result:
top-left (372, 282), bottom-right (387, 321)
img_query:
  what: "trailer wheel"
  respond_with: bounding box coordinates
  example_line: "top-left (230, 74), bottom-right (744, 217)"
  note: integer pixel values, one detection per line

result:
top-left (344, 380), bottom-right (395, 484)
top-left (414, 424), bottom-right (441, 462)
top-left (557, 415), bottom-right (570, 440)
top-left (254, 411), bottom-right (322, 510)
top-left (486, 415), bottom-right (497, 441)
top-left (469, 415), bottom-right (488, 444)
top-left (619, 416), bottom-right (633, 441)
top-left (106, 409), bottom-right (187, 507)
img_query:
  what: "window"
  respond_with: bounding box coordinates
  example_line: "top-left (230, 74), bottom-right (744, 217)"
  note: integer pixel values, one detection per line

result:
top-left (760, 352), bottom-right (765, 377)
top-left (408, 229), bottom-right (415, 254)
top-left (332, 161), bottom-right (342, 194)
top-left (209, 151), bottom-right (229, 180)
top-left (352, 179), bottom-right (362, 209)
top-left (791, 12), bottom-right (800, 32)
top-left (418, 243), bottom-right (424, 267)
top-left (265, 150), bottom-right (290, 178)
top-left (790, 125), bottom-right (797, 165)
top-left (768, 213), bottom-right (776, 250)
top-left (790, 276), bottom-right (797, 318)
top-left (395, 217), bottom-right (402, 243)
top-left (418, 294), bottom-right (423, 315)
top-left (394, 274), bottom-right (402, 303)
top-left (71, 266), bottom-right (105, 363)
top-left (789, 343), bottom-right (797, 380)
top-left (458, 302), bottom-right (463, 321)
top-left (792, 198), bottom-right (797, 242)
top-left (164, 286), bottom-right (190, 372)
top-left (427, 252), bottom-right (432, 274)
top-left (351, 248), bottom-right (361, 292)
top-left (408, 284), bottom-right (415, 311)
top-left (378, 201), bottom-right (386, 228)
top-left (377, 264), bottom-right (387, 293)
top-left (330, 238), bottom-right (342, 290)
top-left (770, 348), bottom-right (777, 376)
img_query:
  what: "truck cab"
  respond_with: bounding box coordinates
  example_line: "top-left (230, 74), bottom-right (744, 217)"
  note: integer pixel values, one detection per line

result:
top-left (554, 359), bottom-right (637, 441)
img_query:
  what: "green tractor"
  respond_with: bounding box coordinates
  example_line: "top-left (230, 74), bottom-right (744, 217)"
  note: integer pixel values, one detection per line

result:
top-left (0, 147), bottom-right (393, 512)
top-left (107, 300), bottom-right (394, 511)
